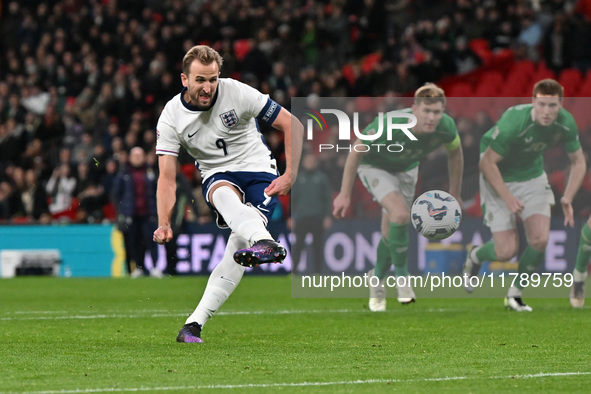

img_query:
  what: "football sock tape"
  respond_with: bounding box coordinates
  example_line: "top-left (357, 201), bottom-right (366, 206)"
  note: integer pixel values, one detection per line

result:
top-left (575, 221), bottom-right (591, 274)
top-left (475, 241), bottom-right (497, 263)
top-left (374, 237), bottom-right (392, 279)
top-left (389, 222), bottom-right (409, 277)
top-left (516, 246), bottom-right (545, 289)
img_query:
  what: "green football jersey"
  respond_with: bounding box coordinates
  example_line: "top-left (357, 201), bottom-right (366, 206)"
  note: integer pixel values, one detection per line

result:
top-left (480, 104), bottom-right (580, 182)
top-left (359, 108), bottom-right (459, 173)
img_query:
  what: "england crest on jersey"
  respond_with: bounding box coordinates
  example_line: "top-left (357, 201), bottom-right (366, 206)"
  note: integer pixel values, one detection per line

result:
top-left (220, 109), bottom-right (238, 128)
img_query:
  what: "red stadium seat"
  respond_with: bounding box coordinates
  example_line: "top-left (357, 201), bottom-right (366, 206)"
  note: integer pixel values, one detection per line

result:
top-left (446, 82), bottom-right (474, 97)
top-left (558, 68), bottom-right (583, 97)
top-left (532, 63), bottom-right (556, 83)
top-left (361, 52), bottom-right (382, 74)
top-left (446, 83), bottom-right (474, 117)
top-left (341, 63), bottom-right (356, 85)
top-left (578, 72), bottom-right (591, 97)
top-left (473, 71), bottom-right (504, 97)
top-left (233, 39), bottom-right (252, 61)
top-left (503, 61), bottom-right (535, 96)
top-left (513, 60), bottom-right (536, 76)
top-left (469, 39), bottom-right (493, 64)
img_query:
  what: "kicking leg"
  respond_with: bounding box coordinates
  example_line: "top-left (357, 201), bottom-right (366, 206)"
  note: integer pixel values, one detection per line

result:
top-left (177, 233), bottom-right (248, 343)
top-left (464, 230), bottom-right (517, 293)
top-left (210, 184), bottom-right (286, 267)
top-left (381, 191), bottom-right (415, 304)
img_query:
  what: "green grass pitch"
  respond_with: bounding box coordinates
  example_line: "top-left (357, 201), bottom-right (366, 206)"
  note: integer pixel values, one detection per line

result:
top-left (0, 276), bottom-right (589, 393)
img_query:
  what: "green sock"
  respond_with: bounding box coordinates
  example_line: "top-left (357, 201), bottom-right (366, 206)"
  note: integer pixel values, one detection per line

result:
top-left (374, 237), bottom-right (392, 279)
top-left (389, 222), bottom-right (409, 277)
top-left (475, 241), bottom-right (497, 263)
top-left (575, 222), bottom-right (591, 273)
top-left (516, 246), bottom-right (545, 290)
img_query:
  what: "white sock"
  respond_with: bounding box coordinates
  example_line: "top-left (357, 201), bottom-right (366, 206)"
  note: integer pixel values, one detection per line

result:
top-left (186, 233), bottom-right (248, 326)
top-left (573, 269), bottom-right (587, 282)
top-left (470, 246), bottom-right (481, 264)
top-left (211, 186), bottom-right (272, 244)
top-left (507, 285), bottom-right (522, 298)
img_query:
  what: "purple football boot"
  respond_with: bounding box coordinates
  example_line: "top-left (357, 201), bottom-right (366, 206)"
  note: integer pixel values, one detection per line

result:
top-left (176, 322), bottom-right (203, 343)
top-left (233, 239), bottom-right (287, 267)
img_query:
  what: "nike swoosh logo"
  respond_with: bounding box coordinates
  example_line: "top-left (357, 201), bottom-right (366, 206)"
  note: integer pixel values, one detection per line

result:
top-left (188, 129), bottom-right (199, 138)
top-left (257, 205), bottom-right (270, 213)
top-left (429, 209), bottom-right (448, 216)
top-left (220, 276), bottom-right (236, 285)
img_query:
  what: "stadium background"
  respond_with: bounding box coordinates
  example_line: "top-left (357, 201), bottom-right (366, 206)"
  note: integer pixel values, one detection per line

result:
top-left (1, 0), bottom-right (591, 277)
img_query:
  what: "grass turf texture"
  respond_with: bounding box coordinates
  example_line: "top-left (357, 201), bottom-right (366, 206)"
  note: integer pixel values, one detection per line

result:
top-left (0, 276), bottom-right (589, 393)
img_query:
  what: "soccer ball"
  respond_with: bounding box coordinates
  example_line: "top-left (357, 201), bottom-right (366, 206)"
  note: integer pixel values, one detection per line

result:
top-left (411, 190), bottom-right (462, 240)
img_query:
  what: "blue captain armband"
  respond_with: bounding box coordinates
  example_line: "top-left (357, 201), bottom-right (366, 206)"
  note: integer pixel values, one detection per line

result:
top-left (256, 99), bottom-right (282, 126)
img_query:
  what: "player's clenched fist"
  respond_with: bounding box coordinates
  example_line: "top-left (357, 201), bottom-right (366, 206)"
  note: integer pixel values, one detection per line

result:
top-left (153, 225), bottom-right (173, 244)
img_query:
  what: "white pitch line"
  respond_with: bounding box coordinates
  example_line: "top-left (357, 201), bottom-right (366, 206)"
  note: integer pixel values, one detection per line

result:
top-left (0, 308), bottom-right (460, 321)
top-left (13, 372), bottom-right (591, 394)
top-left (0, 309), bottom-right (357, 321)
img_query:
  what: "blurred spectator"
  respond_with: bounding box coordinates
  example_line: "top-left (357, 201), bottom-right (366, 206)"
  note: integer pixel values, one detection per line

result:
top-left (72, 132), bottom-right (94, 165)
top-left (454, 36), bottom-right (482, 75)
top-left (463, 6), bottom-right (490, 40)
top-left (164, 170), bottom-right (199, 276)
top-left (516, 14), bottom-right (544, 61)
top-left (568, 11), bottom-right (591, 72)
top-left (12, 168), bottom-right (51, 223)
top-left (543, 13), bottom-right (572, 74)
top-left (291, 152), bottom-right (332, 274)
top-left (111, 146), bottom-right (159, 278)
top-left (268, 61), bottom-right (292, 96)
top-left (0, 181), bottom-right (18, 221)
top-left (45, 163), bottom-right (77, 218)
top-left (0, 121), bottom-right (22, 166)
top-left (75, 160), bottom-right (107, 223)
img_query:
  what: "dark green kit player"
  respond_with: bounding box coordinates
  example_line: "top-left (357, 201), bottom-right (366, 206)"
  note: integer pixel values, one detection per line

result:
top-left (333, 83), bottom-right (464, 311)
top-left (464, 79), bottom-right (586, 311)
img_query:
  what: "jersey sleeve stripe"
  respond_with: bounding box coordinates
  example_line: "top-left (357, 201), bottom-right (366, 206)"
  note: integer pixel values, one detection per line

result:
top-left (155, 149), bottom-right (179, 156)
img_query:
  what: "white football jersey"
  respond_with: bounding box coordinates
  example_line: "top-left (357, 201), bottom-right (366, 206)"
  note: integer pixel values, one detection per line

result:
top-left (156, 78), bottom-right (281, 180)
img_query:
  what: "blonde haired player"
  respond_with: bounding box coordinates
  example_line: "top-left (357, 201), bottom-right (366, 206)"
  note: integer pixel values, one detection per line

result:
top-left (332, 83), bottom-right (463, 311)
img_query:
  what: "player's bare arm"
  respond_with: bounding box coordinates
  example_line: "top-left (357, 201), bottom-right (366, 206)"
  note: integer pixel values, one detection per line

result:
top-left (480, 147), bottom-right (524, 214)
top-left (264, 107), bottom-right (304, 197)
top-left (561, 147), bottom-right (586, 227)
top-left (332, 139), bottom-right (369, 219)
top-left (153, 154), bottom-right (178, 244)
top-left (446, 142), bottom-right (464, 206)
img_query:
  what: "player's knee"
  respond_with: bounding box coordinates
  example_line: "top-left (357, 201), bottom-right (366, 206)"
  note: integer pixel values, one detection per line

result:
top-left (528, 233), bottom-right (548, 251)
top-left (495, 244), bottom-right (518, 261)
top-left (388, 211), bottom-right (410, 224)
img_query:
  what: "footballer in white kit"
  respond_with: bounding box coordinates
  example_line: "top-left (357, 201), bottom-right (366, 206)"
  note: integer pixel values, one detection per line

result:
top-left (156, 78), bottom-right (280, 181)
top-left (153, 45), bottom-right (303, 343)
top-left (156, 78), bottom-right (281, 228)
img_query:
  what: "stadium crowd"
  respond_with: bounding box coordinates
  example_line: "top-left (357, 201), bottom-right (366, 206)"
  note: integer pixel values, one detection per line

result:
top-left (1, 0), bottom-right (591, 225)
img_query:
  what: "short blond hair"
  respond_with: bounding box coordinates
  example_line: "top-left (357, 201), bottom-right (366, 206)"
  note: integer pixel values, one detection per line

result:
top-left (182, 45), bottom-right (224, 76)
top-left (414, 83), bottom-right (446, 106)
top-left (533, 79), bottom-right (564, 99)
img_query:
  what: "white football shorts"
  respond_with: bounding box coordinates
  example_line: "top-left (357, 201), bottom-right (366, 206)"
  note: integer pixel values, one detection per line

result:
top-left (357, 164), bottom-right (418, 207)
top-left (480, 172), bottom-right (555, 232)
